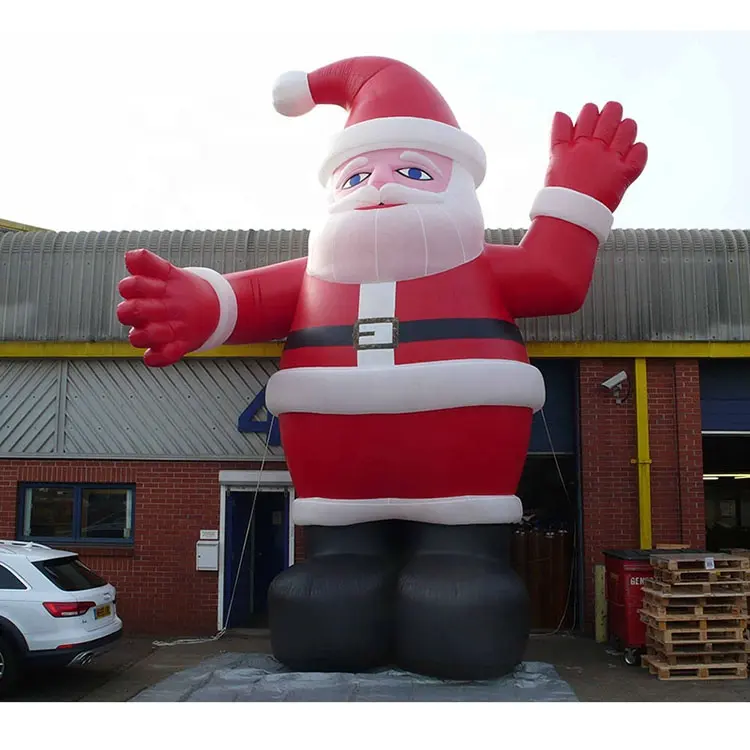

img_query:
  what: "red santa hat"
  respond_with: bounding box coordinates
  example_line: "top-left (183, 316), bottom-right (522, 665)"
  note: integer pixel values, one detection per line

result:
top-left (272, 56), bottom-right (487, 188)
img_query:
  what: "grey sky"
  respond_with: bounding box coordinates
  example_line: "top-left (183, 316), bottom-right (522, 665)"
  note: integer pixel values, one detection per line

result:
top-left (1, 30), bottom-right (747, 232)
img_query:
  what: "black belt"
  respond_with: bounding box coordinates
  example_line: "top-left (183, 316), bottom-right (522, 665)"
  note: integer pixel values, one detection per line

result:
top-left (284, 317), bottom-right (524, 351)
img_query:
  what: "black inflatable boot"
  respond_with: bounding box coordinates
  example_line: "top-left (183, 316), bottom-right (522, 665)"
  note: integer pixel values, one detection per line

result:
top-left (395, 523), bottom-right (530, 681)
top-left (268, 521), bottom-right (401, 672)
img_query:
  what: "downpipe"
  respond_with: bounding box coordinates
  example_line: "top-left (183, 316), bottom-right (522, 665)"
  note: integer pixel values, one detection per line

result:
top-left (632, 358), bottom-right (653, 549)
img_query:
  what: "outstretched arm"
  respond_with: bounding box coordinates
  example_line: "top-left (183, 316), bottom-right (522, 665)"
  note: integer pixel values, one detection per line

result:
top-left (117, 250), bottom-right (307, 367)
top-left (487, 101), bottom-right (647, 320)
top-left (188, 257), bottom-right (307, 348)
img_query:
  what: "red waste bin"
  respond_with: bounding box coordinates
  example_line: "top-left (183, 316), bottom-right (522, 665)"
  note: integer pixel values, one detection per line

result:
top-left (602, 549), bottom-right (655, 665)
top-left (603, 548), bottom-right (704, 665)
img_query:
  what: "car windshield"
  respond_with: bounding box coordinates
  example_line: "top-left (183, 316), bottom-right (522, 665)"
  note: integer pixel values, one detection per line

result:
top-left (33, 556), bottom-right (107, 591)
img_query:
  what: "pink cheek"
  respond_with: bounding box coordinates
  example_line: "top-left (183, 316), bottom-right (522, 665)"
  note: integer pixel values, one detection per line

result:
top-left (333, 181), bottom-right (366, 200)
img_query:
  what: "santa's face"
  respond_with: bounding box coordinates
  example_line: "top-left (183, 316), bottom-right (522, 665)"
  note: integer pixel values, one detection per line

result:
top-left (307, 148), bottom-right (486, 283)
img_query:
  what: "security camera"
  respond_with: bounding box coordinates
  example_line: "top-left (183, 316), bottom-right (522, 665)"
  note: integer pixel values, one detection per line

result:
top-left (601, 371), bottom-right (628, 391)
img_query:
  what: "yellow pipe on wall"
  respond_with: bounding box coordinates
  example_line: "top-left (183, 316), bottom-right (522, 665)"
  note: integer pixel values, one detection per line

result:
top-left (594, 564), bottom-right (607, 643)
top-left (633, 358), bottom-right (653, 549)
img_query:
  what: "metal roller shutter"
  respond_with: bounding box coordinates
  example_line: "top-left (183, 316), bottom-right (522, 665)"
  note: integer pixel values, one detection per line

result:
top-left (700, 360), bottom-right (750, 433)
top-left (529, 359), bottom-right (578, 454)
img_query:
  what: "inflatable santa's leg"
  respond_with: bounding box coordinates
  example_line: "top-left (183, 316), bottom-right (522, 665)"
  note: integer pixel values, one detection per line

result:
top-left (268, 521), bottom-right (401, 672)
top-left (395, 523), bottom-right (530, 680)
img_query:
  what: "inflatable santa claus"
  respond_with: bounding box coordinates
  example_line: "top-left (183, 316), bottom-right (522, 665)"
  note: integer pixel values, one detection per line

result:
top-left (117, 56), bottom-right (647, 680)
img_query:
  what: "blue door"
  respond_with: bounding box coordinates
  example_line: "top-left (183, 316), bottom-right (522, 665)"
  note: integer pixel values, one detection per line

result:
top-left (251, 490), bottom-right (289, 617)
top-left (224, 489), bottom-right (289, 628)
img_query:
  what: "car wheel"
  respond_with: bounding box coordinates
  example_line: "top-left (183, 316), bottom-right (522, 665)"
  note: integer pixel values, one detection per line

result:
top-left (0, 636), bottom-right (20, 697)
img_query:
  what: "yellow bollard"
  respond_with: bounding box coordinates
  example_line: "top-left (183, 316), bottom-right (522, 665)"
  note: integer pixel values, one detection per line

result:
top-left (594, 564), bottom-right (607, 643)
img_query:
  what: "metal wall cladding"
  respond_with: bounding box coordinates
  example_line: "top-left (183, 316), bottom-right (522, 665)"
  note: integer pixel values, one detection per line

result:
top-left (1, 227), bottom-right (749, 342)
top-left (0, 360), bottom-right (59, 453)
top-left (0, 357), bottom-right (283, 460)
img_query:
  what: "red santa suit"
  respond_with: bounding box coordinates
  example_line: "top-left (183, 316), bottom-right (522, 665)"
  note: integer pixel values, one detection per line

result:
top-left (183, 57), bottom-right (615, 528)
top-left (266, 255), bottom-right (544, 527)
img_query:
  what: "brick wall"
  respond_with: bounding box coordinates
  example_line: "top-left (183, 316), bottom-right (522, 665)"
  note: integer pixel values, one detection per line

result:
top-left (648, 360), bottom-right (705, 548)
top-left (579, 358), bottom-right (705, 628)
top-left (648, 360), bottom-right (683, 545)
top-left (579, 358), bottom-right (640, 630)
top-left (0, 458), bottom-right (290, 636)
top-left (673, 361), bottom-right (706, 547)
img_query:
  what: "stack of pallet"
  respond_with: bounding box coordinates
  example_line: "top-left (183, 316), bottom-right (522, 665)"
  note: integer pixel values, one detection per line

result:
top-left (640, 553), bottom-right (750, 681)
top-left (723, 549), bottom-right (750, 615)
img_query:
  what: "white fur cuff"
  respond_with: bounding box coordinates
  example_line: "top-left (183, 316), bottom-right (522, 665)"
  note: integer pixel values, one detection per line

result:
top-left (292, 494), bottom-right (524, 526)
top-left (184, 267), bottom-right (239, 352)
top-left (265, 358), bottom-right (546, 416)
top-left (530, 186), bottom-right (614, 245)
top-left (319, 116), bottom-right (487, 188)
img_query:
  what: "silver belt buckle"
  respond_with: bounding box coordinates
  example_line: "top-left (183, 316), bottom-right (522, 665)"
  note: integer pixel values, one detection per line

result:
top-left (354, 317), bottom-right (399, 350)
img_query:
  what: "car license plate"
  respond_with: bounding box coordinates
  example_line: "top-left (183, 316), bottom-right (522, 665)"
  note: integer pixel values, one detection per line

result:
top-left (95, 604), bottom-right (111, 619)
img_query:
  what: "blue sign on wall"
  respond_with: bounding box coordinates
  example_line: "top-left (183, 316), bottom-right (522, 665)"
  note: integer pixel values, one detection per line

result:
top-left (238, 388), bottom-right (281, 446)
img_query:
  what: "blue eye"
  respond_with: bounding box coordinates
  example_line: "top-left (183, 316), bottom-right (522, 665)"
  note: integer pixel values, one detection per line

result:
top-left (396, 167), bottom-right (433, 181)
top-left (342, 172), bottom-right (370, 189)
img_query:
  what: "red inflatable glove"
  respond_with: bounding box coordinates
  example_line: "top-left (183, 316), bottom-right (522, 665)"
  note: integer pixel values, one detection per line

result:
top-left (117, 249), bottom-right (221, 367)
top-left (544, 101), bottom-right (648, 212)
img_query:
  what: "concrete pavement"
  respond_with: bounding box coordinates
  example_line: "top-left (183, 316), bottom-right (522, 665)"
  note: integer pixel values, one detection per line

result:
top-left (7, 631), bottom-right (750, 701)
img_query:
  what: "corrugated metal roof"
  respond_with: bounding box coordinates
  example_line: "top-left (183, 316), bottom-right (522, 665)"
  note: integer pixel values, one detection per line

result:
top-left (0, 218), bottom-right (48, 233)
top-left (0, 358), bottom-right (284, 460)
top-left (0, 227), bottom-right (748, 342)
top-left (488, 228), bottom-right (750, 342)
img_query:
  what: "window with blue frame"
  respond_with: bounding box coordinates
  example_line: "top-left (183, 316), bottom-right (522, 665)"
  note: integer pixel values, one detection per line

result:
top-left (18, 484), bottom-right (135, 545)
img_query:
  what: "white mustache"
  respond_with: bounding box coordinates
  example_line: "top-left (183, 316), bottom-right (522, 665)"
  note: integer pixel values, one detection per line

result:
top-left (329, 182), bottom-right (445, 214)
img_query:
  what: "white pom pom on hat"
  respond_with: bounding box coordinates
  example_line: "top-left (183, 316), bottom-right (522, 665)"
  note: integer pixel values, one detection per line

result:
top-left (271, 57), bottom-right (486, 187)
top-left (272, 71), bottom-right (315, 117)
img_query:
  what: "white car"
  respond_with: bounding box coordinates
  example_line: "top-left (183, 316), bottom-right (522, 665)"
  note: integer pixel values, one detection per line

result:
top-left (0, 540), bottom-right (123, 696)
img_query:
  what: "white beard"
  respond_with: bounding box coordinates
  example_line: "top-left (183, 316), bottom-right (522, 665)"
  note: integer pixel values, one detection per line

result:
top-left (306, 164), bottom-right (486, 283)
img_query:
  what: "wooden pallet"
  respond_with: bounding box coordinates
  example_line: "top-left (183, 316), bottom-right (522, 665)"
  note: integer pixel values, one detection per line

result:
top-left (722, 549), bottom-right (750, 559)
top-left (645, 579), bottom-right (750, 596)
top-left (642, 655), bottom-right (747, 680)
top-left (641, 591), bottom-right (747, 617)
top-left (642, 587), bottom-right (748, 605)
top-left (639, 610), bottom-right (748, 629)
top-left (645, 647), bottom-right (748, 666)
top-left (646, 632), bottom-right (750, 654)
top-left (650, 554), bottom-right (750, 572)
top-left (653, 569), bottom-right (748, 585)
top-left (644, 624), bottom-right (747, 643)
